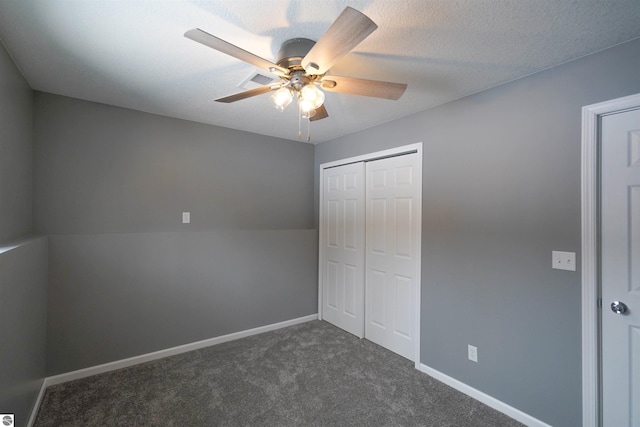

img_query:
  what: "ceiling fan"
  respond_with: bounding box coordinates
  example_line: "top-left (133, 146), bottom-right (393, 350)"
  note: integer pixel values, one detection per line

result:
top-left (184, 6), bottom-right (407, 140)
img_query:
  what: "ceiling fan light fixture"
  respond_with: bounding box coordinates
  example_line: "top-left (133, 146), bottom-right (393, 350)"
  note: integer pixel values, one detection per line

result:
top-left (186, 6), bottom-right (405, 140)
top-left (301, 108), bottom-right (316, 119)
top-left (300, 84), bottom-right (325, 110)
top-left (270, 87), bottom-right (293, 112)
top-left (298, 95), bottom-right (317, 116)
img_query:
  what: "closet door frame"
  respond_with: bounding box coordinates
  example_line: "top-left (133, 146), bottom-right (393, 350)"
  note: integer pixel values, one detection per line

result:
top-left (318, 142), bottom-right (423, 367)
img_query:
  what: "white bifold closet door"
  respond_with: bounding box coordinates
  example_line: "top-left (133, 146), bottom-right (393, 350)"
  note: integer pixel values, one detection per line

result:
top-left (321, 152), bottom-right (420, 360)
top-left (321, 162), bottom-right (366, 338)
top-left (364, 153), bottom-right (420, 360)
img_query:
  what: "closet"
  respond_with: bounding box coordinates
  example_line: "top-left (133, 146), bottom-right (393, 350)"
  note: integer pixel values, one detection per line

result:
top-left (319, 144), bottom-right (422, 361)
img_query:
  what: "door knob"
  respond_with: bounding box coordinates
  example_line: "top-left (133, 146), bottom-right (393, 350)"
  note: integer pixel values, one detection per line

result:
top-left (611, 301), bottom-right (628, 315)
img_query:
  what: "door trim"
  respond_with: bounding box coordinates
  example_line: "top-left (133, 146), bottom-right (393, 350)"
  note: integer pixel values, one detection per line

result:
top-left (319, 142), bottom-right (423, 367)
top-left (581, 93), bottom-right (640, 427)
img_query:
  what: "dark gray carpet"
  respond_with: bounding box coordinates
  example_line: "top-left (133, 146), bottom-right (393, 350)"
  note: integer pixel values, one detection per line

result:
top-left (35, 320), bottom-right (523, 426)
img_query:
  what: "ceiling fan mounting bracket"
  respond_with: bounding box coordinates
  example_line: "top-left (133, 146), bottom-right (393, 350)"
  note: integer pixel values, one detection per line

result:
top-left (275, 38), bottom-right (326, 90)
top-left (276, 38), bottom-right (316, 71)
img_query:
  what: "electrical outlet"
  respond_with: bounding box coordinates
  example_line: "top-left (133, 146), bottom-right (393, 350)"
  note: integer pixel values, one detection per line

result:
top-left (182, 212), bottom-right (190, 224)
top-left (468, 345), bottom-right (478, 362)
top-left (552, 251), bottom-right (576, 271)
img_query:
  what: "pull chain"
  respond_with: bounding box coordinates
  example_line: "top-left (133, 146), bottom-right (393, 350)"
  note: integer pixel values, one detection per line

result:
top-left (296, 93), bottom-right (312, 141)
top-left (297, 96), bottom-right (302, 139)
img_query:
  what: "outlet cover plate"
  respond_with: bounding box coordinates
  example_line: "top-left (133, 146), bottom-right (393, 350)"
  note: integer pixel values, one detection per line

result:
top-left (552, 251), bottom-right (576, 271)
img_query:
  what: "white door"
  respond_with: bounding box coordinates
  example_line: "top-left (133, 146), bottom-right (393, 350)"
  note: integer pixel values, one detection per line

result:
top-left (364, 153), bottom-right (421, 360)
top-left (601, 107), bottom-right (640, 426)
top-left (321, 162), bottom-right (365, 338)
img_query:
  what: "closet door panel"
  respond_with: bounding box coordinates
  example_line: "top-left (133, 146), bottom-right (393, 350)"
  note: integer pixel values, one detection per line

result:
top-left (321, 162), bottom-right (365, 337)
top-left (365, 153), bottom-right (420, 360)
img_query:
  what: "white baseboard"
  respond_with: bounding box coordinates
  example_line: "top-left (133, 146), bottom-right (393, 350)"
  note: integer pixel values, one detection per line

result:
top-left (27, 379), bottom-right (47, 427)
top-left (418, 363), bottom-right (552, 427)
top-left (29, 314), bottom-right (318, 423)
top-left (45, 314), bottom-right (318, 387)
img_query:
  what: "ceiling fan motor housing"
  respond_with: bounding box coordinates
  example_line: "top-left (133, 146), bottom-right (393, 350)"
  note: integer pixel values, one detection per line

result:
top-left (276, 38), bottom-right (316, 71)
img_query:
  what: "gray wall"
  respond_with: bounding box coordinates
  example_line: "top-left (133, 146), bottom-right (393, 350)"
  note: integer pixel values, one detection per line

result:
top-left (0, 42), bottom-right (48, 427)
top-left (315, 38), bottom-right (640, 427)
top-left (47, 230), bottom-right (316, 374)
top-left (0, 239), bottom-right (48, 427)
top-left (34, 93), bottom-right (318, 375)
top-left (34, 93), bottom-right (313, 234)
top-left (0, 40), bottom-right (32, 241)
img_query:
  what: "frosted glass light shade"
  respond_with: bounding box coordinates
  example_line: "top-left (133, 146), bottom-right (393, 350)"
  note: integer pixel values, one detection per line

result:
top-left (301, 108), bottom-right (316, 119)
top-left (299, 97), bottom-right (316, 116)
top-left (270, 87), bottom-right (293, 111)
top-left (300, 84), bottom-right (325, 110)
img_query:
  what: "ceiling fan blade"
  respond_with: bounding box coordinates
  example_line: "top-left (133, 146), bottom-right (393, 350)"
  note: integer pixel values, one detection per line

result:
top-left (321, 75), bottom-right (407, 100)
top-left (185, 28), bottom-right (288, 76)
top-left (216, 84), bottom-right (278, 103)
top-left (301, 7), bottom-right (377, 75)
top-left (310, 104), bottom-right (329, 121)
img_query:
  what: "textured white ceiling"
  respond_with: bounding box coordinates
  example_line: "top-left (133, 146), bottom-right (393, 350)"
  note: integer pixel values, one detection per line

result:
top-left (0, 0), bottom-right (639, 143)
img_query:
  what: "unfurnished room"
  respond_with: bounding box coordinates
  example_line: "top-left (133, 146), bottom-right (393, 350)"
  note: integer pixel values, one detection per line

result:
top-left (1, 1), bottom-right (640, 426)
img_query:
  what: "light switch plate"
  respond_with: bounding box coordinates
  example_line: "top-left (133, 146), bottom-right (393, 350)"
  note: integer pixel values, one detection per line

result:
top-left (468, 345), bottom-right (478, 362)
top-left (182, 212), bottom-right (190, 224)
top-left (552, 251), bottom-right (576, 271)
